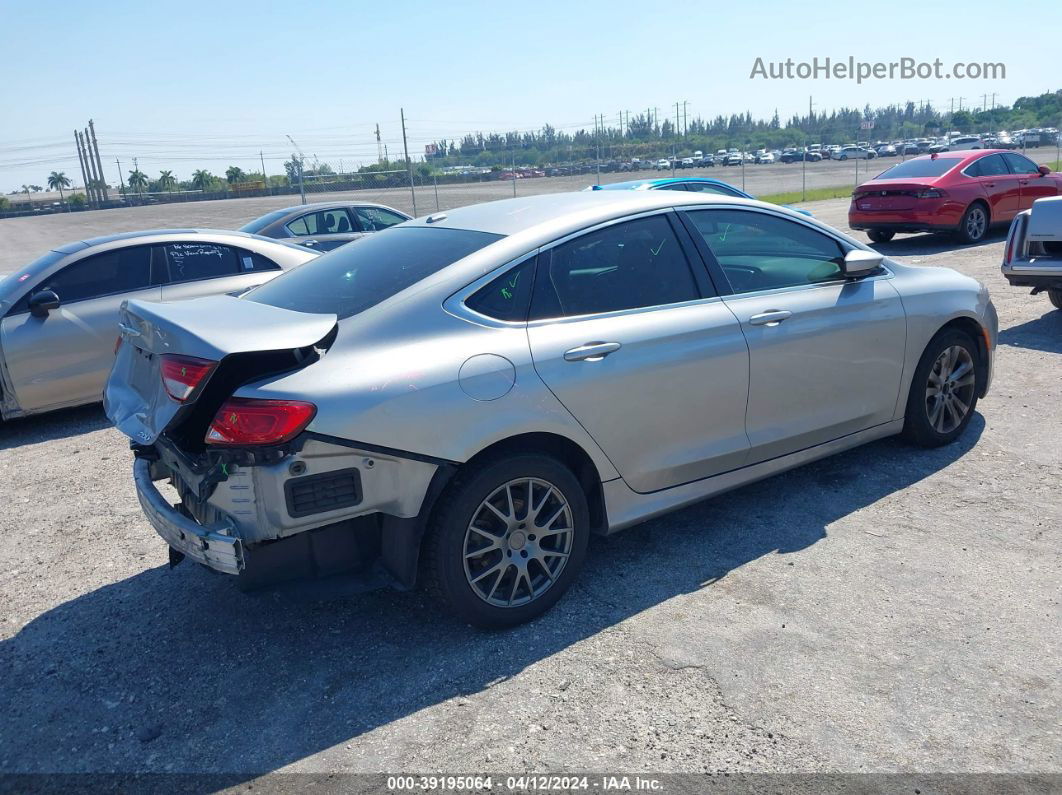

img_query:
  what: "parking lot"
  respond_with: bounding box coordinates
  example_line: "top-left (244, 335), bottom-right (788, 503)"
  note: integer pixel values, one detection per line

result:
top-left (0, 190), bottom-right (1059, 780)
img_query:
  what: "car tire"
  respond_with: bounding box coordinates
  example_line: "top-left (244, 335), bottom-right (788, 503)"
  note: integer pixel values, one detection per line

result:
top-left (867, 229), bottom-right (895, 243)
top-left (840, 154), bottom-right (848, 160)
top-left (423, 453), bottom-right (590, 628)
top-left (956, 202), bottom-right (989, 244)
top-left (1048, 288), bottom-right (1062, 311)
top-left (901, 329), bottom-right (980, 448)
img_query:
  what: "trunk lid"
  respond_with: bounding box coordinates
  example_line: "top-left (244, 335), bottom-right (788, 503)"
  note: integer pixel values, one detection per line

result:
top-left (853, 179), bottom-right (940, 211)
top-left (105, 295), bottom-right (337, 445)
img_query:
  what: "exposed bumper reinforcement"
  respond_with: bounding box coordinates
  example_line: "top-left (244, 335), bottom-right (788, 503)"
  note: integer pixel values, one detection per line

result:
top-left (133, 458), bottom-right (244, 575)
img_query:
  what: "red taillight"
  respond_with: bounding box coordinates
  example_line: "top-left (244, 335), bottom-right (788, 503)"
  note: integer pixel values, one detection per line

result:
top-left (914, 188), bottom-right (944, 199)
top-left (160, 354), bottom-right (217, 402)
top-left (205, 398), bottom-right (316, 446)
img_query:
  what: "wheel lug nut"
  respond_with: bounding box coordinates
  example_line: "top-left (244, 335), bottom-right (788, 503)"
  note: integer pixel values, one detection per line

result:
top-left (520, 550), bottom-right (528, 558)
top-left (528, 534), bottom-right (536, 541)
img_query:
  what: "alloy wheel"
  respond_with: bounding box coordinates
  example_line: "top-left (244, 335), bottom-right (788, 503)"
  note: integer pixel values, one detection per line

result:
top-left (925, 345), bottom-right (976, 434)
top-left (965, 207), bottom-right (987, 240)
top-left (462, 478), bottom-right (574, 608)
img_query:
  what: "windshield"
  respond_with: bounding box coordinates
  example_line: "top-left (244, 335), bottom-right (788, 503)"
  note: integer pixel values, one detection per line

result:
top-left (239, 209), bottom-right (290, 234)
top-left (874, 158), bottom-right (962, 179)
top-left (244, 226), bottom-right (502, 319)
top-left (0, 250), bottom-right (66, 304)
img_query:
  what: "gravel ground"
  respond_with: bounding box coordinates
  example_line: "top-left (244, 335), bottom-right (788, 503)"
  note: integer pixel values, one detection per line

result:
top-left (0, 195), bottom-right (1059, 783)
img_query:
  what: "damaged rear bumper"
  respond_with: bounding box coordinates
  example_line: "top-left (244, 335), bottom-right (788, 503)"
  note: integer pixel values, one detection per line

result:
top-left (133, 458), bottom-right (244, 574)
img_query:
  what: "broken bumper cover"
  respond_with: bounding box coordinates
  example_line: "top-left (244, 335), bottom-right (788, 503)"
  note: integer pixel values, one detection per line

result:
top-left (133, 458), bottom-right (244, 575)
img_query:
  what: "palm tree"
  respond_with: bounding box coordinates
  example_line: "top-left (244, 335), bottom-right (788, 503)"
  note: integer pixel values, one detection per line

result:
top-left (47, 171), bottom-right (71, 208)
top-left (191, 169), bottom-right (213, 192)
top-left (127, 169), bottom-right (148, 197)
top-left (20, 184), bottom-right (33, 209)
top-left (158, 170), bottom-right (177, 193)
top-left (225, 165), bottom-right (246, 185)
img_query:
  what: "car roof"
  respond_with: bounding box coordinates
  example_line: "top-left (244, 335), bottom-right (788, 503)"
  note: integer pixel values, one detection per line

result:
top-left (403, 190), bottom-right (767, 237)
top-left (268, 200), bottom-right (403, 216)
top-left (590, 177), bottom-right (750, 195)
top-left (48, 228), bottom-right (301, 256)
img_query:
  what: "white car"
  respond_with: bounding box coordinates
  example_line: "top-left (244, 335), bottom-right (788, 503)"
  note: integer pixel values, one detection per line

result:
top-left (950, 136), bottom-right (983, 151)
top-left (756, 152), bottom-right (776, 164)
top-left (655, 159), bottom-right (671, 170)
top-left (833, 146), bottom-right (875, 160)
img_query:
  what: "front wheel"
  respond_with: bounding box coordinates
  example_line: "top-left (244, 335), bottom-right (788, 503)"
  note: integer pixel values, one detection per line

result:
top-left (867, 229), bottom-right (895, 243)
top-left (423, 454), bottom-right (590, 628)
top-left (956, 203), bottom-right (989, 243)
top-left (902, 329), bottom-right (980, 448)
top-left (1048, 288), bottom-right (1062, 310)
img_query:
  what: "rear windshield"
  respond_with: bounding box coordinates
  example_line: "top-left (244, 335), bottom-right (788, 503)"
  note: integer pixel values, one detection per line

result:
top-left (874, 158), bottom-right (961, 179)
top-left (244, 226), bottom-right (502, 318)
top-left (239, 209), bottom-right (289, 234)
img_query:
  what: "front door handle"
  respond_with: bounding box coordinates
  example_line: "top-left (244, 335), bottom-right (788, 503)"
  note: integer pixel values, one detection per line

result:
top-left (748, 310), bottom-right (793, 326)
top-left (564, 341), bottom-right (621, 361)
top-left (302, 239), bottom-right (318, 247)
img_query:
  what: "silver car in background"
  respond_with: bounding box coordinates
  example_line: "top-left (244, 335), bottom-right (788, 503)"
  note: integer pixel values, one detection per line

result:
top-left (240, 201), bottom-right (411, 251)
top-left (0, 230), bottom-right (317, 419)
top-left (105, 192), bottom-right (997, 627)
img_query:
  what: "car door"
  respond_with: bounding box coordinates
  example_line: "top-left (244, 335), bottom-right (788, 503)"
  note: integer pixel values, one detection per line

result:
top-left (0, 245), bottom-right (162, 413)
top-left (525, 211), bottom-right (751, 494)
top-left (966, 154), bottom-right (1021, 221)
top-left (1004, 152), bottom-right (1057, 209)
top-left (681, 207), bottom-right (907, 464)
top-left (159, 241), bottom-right (276, 301)
top-left (351, 206), bottom-right (410, 232)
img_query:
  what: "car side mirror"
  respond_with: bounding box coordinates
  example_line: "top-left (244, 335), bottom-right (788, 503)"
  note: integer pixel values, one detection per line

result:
top-left (842, 249), bottom-right (884, 278)
top-left (28, 289), bottom-right (60, 317)
top-left (1038, 165), bottom-right (1051, 176)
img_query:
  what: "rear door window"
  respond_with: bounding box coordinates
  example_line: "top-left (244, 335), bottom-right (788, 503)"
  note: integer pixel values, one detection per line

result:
top-left (529, 214), bottom-right (702, 319)
top-left (968, 154), bottom-right (1009, 177)
top-left (165, 242), bottom-right (240, 283)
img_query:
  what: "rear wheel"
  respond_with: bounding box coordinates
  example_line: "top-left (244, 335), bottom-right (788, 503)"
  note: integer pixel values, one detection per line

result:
top-left (956, 202), bottom-right (989, 243)
top-left (902, 329), bottom-right (980, 448)
top-left (423, 454), bottom-right (590, 628)
top-left (1048, 288), bottom-right (1062, 311)
top-left (867, 229), bottom-right (895, 244)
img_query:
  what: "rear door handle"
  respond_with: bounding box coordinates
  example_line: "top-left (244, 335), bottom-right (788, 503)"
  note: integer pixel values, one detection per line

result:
top-left (564, 341), bottom-right (621, 361)
top-left (302, 239), bottom-right (318, 247)
top-left (748, 310), bottom-right (793, 326)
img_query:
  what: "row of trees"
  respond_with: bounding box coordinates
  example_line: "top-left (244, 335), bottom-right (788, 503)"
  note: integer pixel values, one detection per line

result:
top-left (421, 90), bottom-right (1062, 168)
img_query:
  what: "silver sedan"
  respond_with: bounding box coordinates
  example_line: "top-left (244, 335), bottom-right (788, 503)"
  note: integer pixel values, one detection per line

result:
top-left (240, 201), bottom-right (411, 251)
top-left (0, 230), bottom-right (316, 419)
top-left (105, 192), bottom-right (997, 627)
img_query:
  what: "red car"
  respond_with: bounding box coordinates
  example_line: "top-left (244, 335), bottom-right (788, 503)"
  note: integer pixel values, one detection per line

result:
top-left (849, 149), bottom-right (1062, 244)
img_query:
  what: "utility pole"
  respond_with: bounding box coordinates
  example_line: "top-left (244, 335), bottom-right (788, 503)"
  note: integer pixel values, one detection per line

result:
top-left (375, 123), bottom-right (383, 163)
top-left (400, 108), bottom-right (417, 217)
top-left (808, 96), bottom-right (814, 121)
top-left (260, 150), bottom-right (267, 189)
top-left (115, 158), bottom-right (126, 200)
top-left (682, 100), bottom-right (688, 137)
top-left (74, 130), bottom-right (91, 206)
top-left (286, 134), bottom-right (307, 204)
top-left (512, 148), bottom-right (517, 197)
top-left (133, 156), bottom-right (143, 199)
top-left (83, 128), bottom-right (102, 206)
top-left (89, 119), bottom-right (109, 201)
top-left (675, 102), bottom-right (680, 138)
